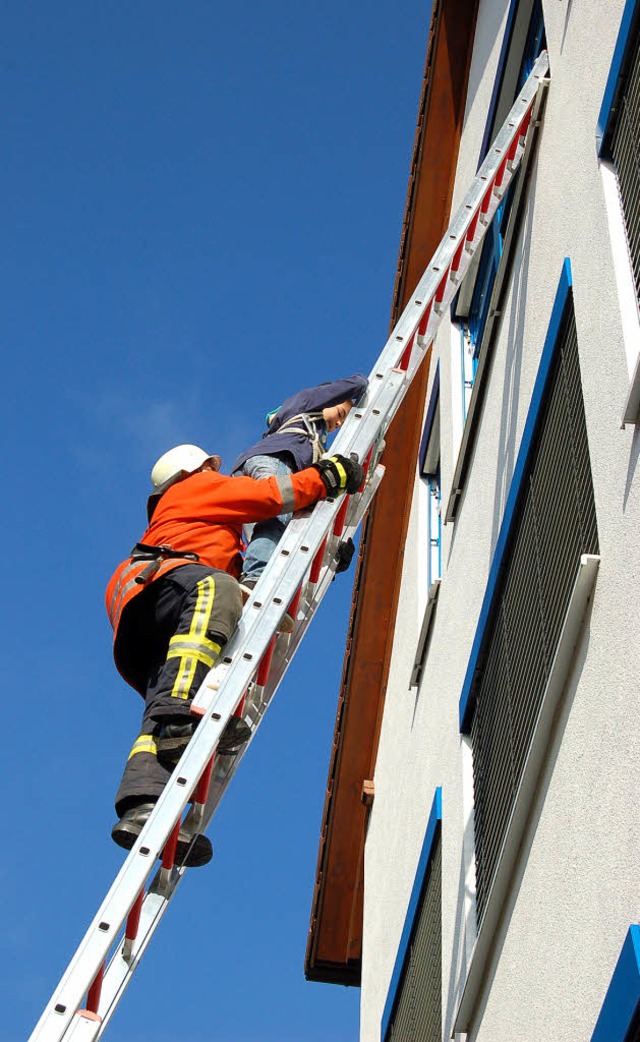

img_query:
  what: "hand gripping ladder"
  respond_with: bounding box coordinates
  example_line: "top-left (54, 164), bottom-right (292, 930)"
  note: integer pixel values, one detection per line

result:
top-left (28, 52), bottom-right (549, 1042)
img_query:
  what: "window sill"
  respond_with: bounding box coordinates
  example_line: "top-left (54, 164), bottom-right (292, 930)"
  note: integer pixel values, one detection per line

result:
top-left (622, 349), bottom-right (640, 427)
top-left (453, 553), bottom-right (600, 1034)
top-left (410, 579), bottom-right (441, 688)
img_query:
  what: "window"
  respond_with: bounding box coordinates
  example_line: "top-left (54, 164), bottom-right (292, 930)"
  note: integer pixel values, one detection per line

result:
top-left (454, 263), bottom-right (600, 1034)
top-left (460, 325), bottom-right (476, 422)
top-left (411, 369), bottom-right (442, 688)
top-left (459, 261), bottom-right (599, 923)
top-left (454, 0), bottom-right (546, 365)
top-left (382, 789), bottom-right (442, 1042)
top-left (597, 0), bottom-right (640, 423)
top-left (419, 366), bottom-right (441, 588)
top-left (591, 927), bottom-right (640, 1042)
top-left (447, 0), bottom-right (547, 521)
top-left (597, 0), bottom-right (640, 298)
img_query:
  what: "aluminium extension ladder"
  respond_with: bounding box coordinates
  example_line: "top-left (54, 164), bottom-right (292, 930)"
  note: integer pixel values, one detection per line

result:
top-left (28, 51), bottom-right (549, 1042)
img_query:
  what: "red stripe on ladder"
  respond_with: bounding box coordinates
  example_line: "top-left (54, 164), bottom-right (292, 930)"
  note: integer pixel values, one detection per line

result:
top-left (125, 888), bottom-right (145, 945)
top-left (466, 208), bottom-right (480, 244)
top-left (287, 584), bottom-right (303, 622)
top-left (333, 494), bottom-right (350, 537)
top-left (518, 106), bottom-right (533, 142)
top-left (309, 537), bottom-right (327, 584)
top-left (256, 636), bottom-right (276, 688)
top-left (398, 332), bottom-right (415, 371)
top-left (494, 154), bottom-right (508, 189)
top-left (193, 754), bottom-right (216, 806)
top-left (86, 962), bottom-right (105, 1015)
top-left (480, 182), bottom-right (494, 215)
top-left (451, 238), bottom-right (465, 274)
top-left (418, 300), bottom-right (433, 336)
top-left (435, 267), bottom-right (450, 304)
top-left (161, 820), bottom-right (180, 870)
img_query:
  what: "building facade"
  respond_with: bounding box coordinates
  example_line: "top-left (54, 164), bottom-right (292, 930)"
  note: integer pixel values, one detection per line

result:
top-left (307, 1), bottom-right (640, 1040)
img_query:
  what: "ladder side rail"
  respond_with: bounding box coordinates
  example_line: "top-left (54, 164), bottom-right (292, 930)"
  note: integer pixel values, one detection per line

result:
top-left (359, 51), bottom-right (549, 425)
top-left (29, 52), bottom-right (549, 1042)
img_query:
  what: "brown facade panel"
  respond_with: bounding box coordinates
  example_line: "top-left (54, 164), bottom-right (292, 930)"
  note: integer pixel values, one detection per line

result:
top-left (305, 0), bottom-right (480, 985)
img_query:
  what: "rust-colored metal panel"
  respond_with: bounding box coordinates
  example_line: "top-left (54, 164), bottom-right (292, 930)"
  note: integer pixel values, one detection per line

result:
top-left (305, 0), bottom-right (480, 985)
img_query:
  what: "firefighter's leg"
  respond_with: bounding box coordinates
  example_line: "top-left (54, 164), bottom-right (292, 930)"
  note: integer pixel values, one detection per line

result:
top-left (146, 566), bottom-right (242, 724)
top-left (111, 566), bottom-right (240, 866)
top-left (111, 701), bottom-right (213, 867)
top-left (143, 566), bottom-right (246, 762)
top-left (114, 566), bottom-right (242, 803)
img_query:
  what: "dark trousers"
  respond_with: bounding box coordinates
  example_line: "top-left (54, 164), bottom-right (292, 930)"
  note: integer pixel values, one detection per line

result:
top-left (113, 564), bottom-right (242, 816)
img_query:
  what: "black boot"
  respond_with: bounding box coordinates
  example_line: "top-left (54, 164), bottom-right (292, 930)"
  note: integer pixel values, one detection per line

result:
top-left (217, 715), bottom-right (252, 755)
top-left (157, 716), bottom-right (251, 761)
top-left (156, 721), bottom-right (196, 766)
top-left (111, 801), bottom-right (213, 867)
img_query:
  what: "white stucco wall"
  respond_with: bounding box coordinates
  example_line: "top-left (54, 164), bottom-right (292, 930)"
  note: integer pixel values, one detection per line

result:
top-left (360, 1), bottom-right (640, 1040)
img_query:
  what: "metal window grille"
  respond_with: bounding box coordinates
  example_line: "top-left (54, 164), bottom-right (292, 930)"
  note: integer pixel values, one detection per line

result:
top-left (610, 21), bottom-right (640, 304)
top-left (386, 835), bottom-right (442, 1042)
top-left (470, 302), bottom-right (599, 925)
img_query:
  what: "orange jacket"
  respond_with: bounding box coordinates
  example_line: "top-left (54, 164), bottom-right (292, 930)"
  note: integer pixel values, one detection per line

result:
top-left (106, 466), bottom-right (327, 632)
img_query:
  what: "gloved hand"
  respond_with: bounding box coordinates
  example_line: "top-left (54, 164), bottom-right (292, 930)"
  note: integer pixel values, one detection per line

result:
top-left (335, 537), bottom-right (356, 573)
top-left (314, 455), bottom-right (365, 496)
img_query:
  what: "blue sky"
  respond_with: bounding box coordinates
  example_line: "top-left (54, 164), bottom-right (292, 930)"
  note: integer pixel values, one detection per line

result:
top-left (2, 3), bottom-right (431, 1038)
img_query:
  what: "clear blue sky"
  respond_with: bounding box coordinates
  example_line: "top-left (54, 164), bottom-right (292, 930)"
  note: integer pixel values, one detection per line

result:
top-left (2, 3), bottom-right (431, 1038)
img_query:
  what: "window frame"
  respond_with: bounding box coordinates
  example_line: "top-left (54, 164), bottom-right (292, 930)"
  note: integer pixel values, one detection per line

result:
top-left (453, 260), bottom-right (601, 1033)
top-left (411, 367), bottom-right (443, 688)
top-left (446, 1), bottom-right (547, 522)
top-left (381, 788), bottom-right (443, 1042)
top-left (419, 363), bottom-right (442, 589)
top-left (596, 0), bottom-right (640, 425)
top-left (591, 927), bottom-right (640, 1042)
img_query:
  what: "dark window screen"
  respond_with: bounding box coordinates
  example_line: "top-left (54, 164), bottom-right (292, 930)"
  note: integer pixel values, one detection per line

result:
top-left (610, 20), bottom-right (640, 303)
top-left (386, 835), bottom-right (442, 1042)
top-left (470, 301), bottom-right (598, 924)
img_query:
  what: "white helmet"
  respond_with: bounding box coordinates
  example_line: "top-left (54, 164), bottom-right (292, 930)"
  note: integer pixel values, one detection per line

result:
top-left (150, 444), bottom-right (221, 492)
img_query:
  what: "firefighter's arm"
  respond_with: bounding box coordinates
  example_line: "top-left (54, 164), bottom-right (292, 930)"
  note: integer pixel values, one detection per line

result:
top-left (197, 468), bottom-right (327, 524)
top-left (195, 457), bottom-right (363, 524)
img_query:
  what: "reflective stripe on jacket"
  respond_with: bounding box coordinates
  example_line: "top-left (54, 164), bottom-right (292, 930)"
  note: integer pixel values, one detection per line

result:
top-left (106, 466), bottom-right (327, 632)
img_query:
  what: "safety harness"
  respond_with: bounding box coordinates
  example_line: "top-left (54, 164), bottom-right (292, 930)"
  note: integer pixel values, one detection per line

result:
top-left (130, 542), bottom-right (200, 585)
top-left (107, 544), bottom-right (201, 631)
top-left (272, 411), bottom-right (326, 463)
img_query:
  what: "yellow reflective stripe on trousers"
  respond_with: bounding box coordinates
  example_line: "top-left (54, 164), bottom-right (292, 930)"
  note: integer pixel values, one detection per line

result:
top-left (167, 634), bottom-right (221, 669)
top-left (170, 575), bottom-right (216, 700)
top-left (127, 734), bottom-right (158, 760)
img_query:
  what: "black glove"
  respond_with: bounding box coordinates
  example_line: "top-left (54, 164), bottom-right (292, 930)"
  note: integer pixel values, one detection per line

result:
top-left (314, 454), bottom-right (365, 496)
top-left (335, 537), bottom-right (355, 573)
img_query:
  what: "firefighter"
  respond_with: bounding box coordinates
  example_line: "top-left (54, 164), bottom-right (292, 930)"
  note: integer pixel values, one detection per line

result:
top-left (106, 443), bottom-right (364, 867)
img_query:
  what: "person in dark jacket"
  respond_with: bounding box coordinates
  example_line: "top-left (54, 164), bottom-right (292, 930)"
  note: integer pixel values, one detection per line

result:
top-left (231, 374), bottom-right (367, 608)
